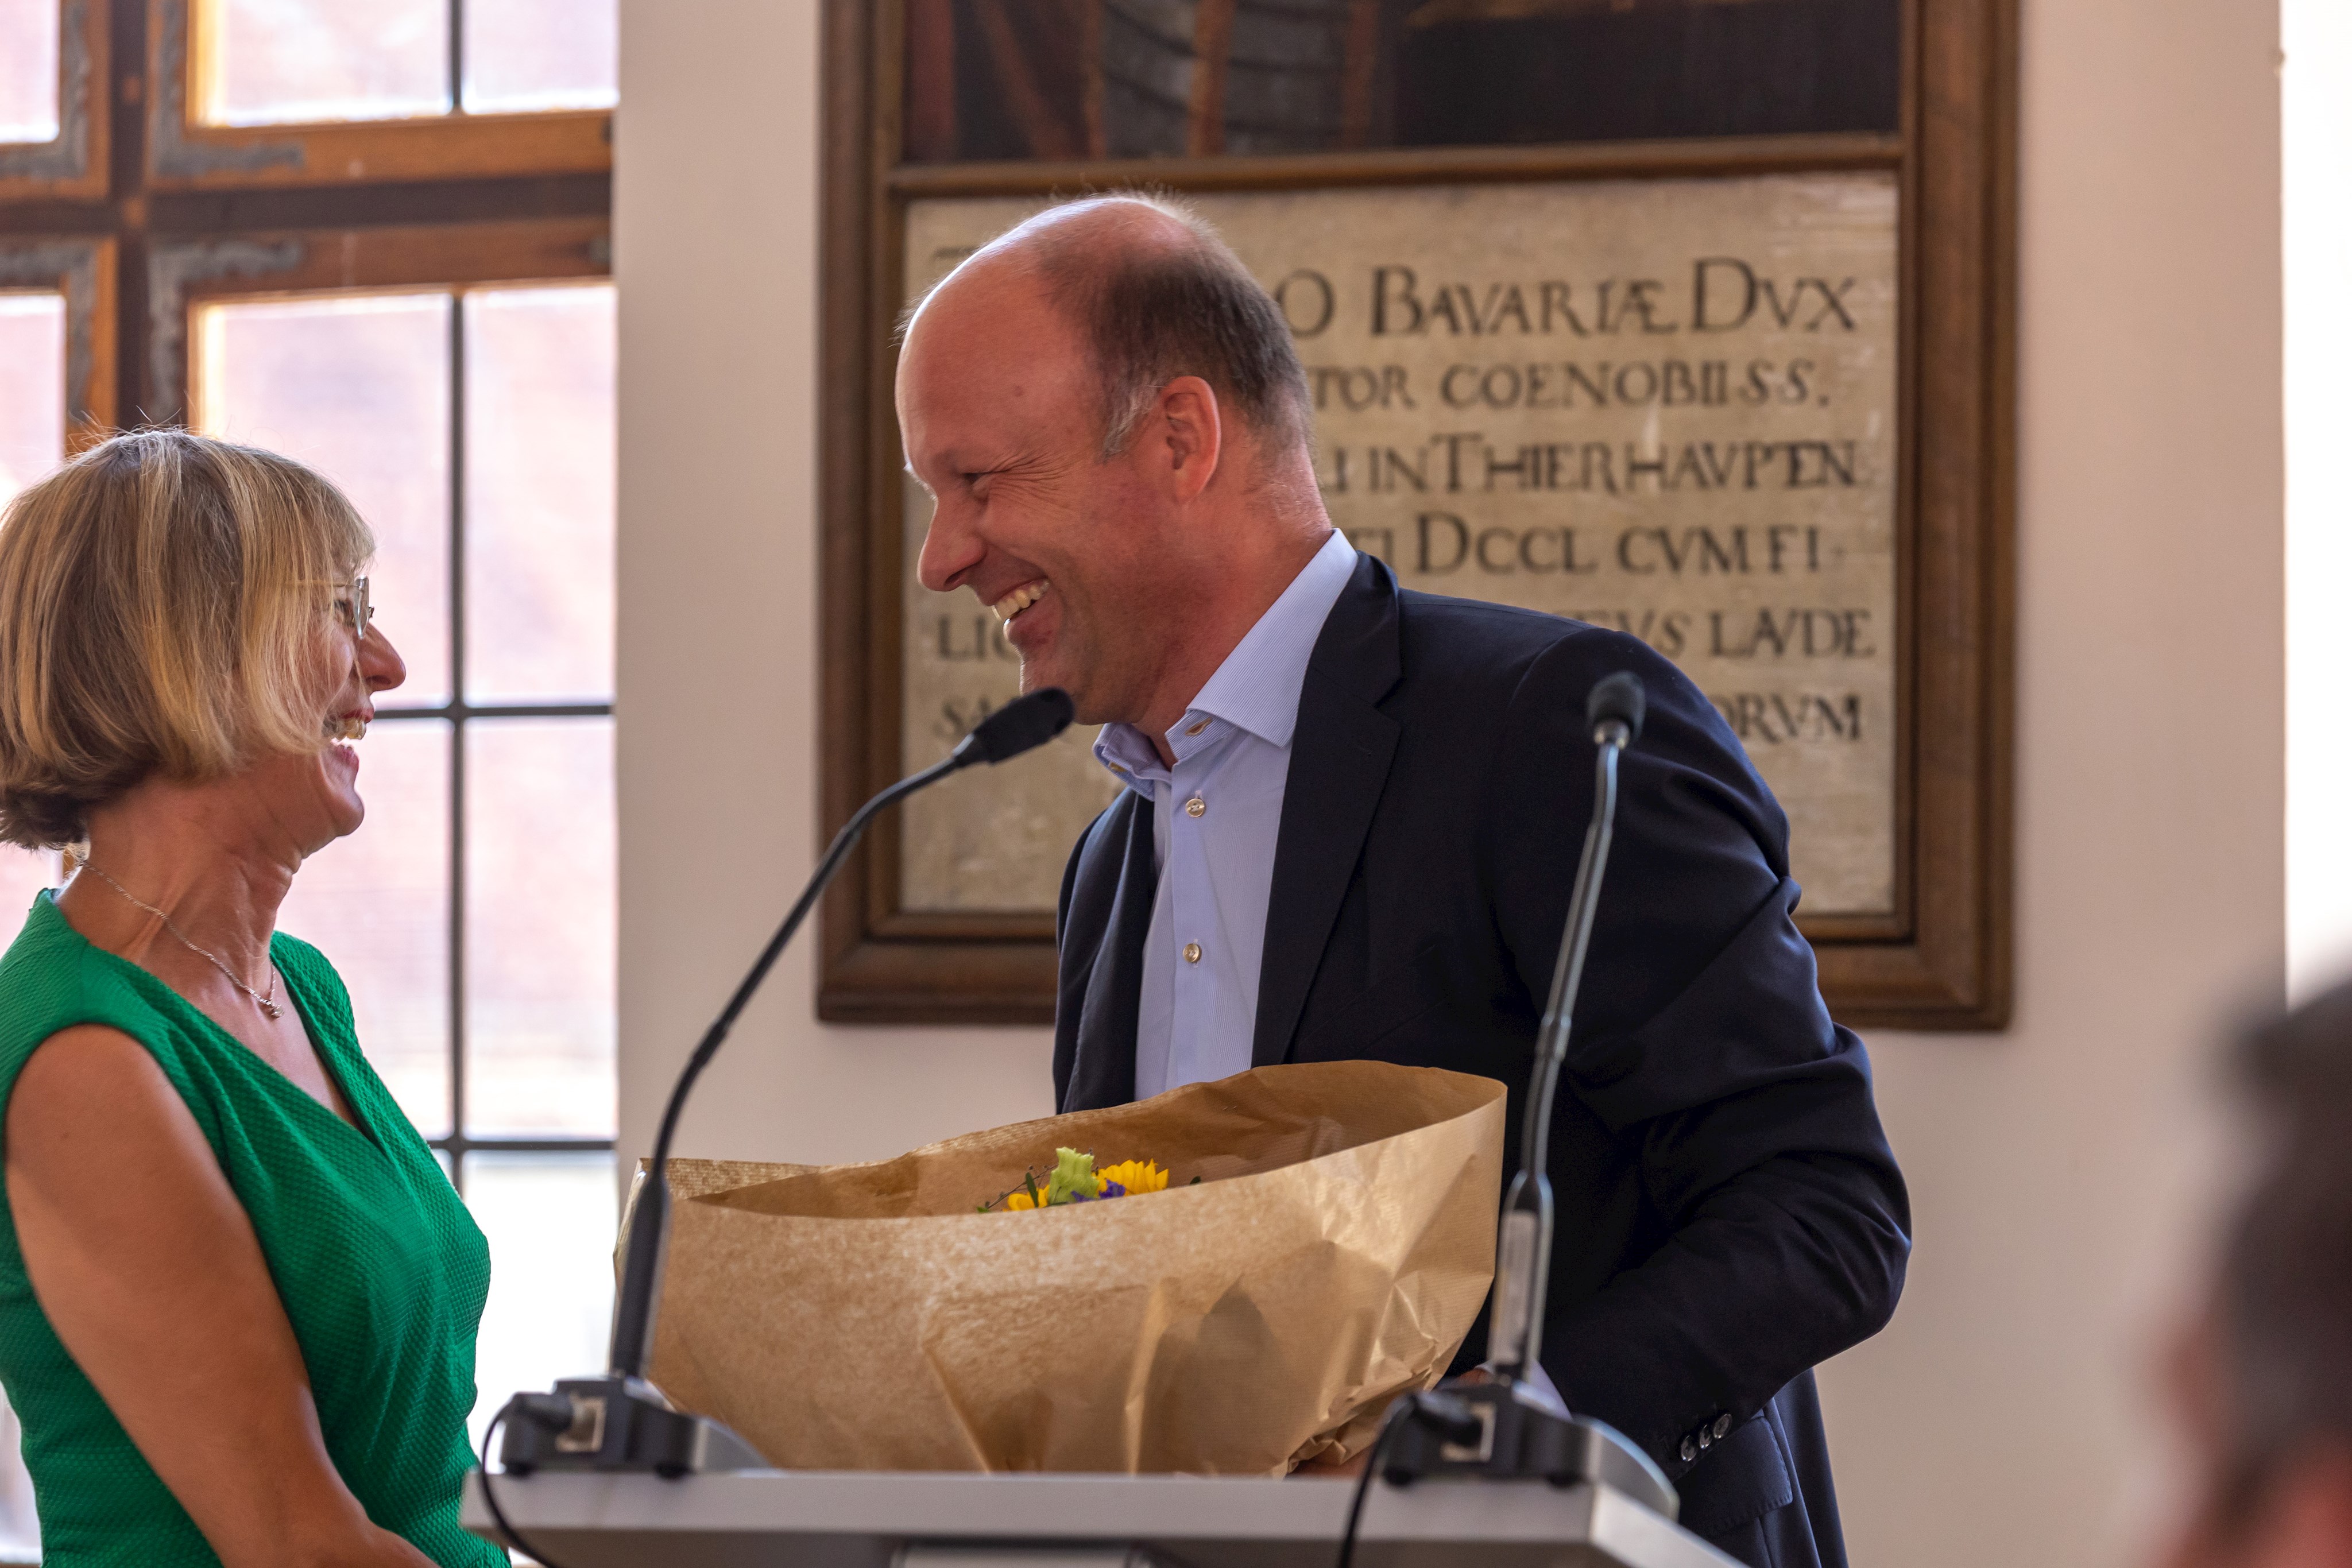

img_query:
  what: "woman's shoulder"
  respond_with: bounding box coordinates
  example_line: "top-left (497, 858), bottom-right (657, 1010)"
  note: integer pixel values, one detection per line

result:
top-left (0, 893), bottom-right (127, 1031)
top-left (268, 928), bottom-right (345, 994)
top-left (0, 895), bottom-right (191, 1105)
top-left (268, 928), bottom-right (356, 1031)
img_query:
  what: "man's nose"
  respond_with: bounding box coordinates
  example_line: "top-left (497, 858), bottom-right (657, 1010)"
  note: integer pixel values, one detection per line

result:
top-left (916, 497), bottom-right (983, 596)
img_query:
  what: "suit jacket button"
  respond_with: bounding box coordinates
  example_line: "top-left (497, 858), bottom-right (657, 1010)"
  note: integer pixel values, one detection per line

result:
top-left (1713, 1414), bottom-right (1731, 1439)
top-left (1697, 1428), bottom-right (1712, 1451)
top-left (1680, 1437), bottom-right (1697, 1462)
top-left (1183, 943), bottom-right (1202, 964)
top-left (1185, 796), bottom-right (1206, 816)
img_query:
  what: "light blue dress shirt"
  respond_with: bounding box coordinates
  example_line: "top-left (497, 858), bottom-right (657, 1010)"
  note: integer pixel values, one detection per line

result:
top-left (1092, 530), bottom-right (1359, 1099)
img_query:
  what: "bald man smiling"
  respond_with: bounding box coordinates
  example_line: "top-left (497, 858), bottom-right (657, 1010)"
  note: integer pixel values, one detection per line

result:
top-left (896, 194), bottom-right (1910, 1568)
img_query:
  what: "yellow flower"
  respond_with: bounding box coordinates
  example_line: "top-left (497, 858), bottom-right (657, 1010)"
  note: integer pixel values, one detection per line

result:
top-left (1096, 1159), bottom-right (1169, 1195)
top-left (1004, 1190), bottom-right (1035, 1211)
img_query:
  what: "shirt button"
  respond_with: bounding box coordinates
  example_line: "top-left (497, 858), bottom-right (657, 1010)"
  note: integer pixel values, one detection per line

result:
top-left (1186, 719), bottom-right (1208, 735)
top-left (1185, 796), bottom-right (1206, 817)
top-left (1183, 942), bottom-right (1202, 964)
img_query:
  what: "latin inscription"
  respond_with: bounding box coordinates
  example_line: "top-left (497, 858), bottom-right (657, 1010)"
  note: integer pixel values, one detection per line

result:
top-left (898, 175), bottom-right (1900, 917)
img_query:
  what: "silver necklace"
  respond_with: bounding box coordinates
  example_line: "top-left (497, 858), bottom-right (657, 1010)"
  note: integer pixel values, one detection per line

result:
top-left (80, 864), bottom-right (282, 1020)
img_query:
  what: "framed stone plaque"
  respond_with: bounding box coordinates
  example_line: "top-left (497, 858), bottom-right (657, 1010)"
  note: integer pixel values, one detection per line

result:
top-left (818, 0), bottom-right (2014, 1029)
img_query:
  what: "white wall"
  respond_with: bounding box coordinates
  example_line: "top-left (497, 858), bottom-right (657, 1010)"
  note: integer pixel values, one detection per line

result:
top-left (1815, 1), bottom-right (2284, 1563)
top-left (612, 0), bottom-right (1057, 1182)
top-left (613, 3), bottom-right (2285, 1565)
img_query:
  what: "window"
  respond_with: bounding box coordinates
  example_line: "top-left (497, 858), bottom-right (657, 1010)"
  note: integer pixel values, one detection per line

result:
top-left (0, 0), bottom-right (618, 1532)
top-left (194, 0), bottom-right (618, 125)
top-left (198, 281), bottom-right (619, 1442)
top-left (2288, 0), bottom-right (2352, 998)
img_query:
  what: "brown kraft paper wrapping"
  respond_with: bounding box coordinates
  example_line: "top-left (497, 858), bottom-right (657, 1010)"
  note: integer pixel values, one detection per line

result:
top-left (631, 1060), bottom-right (1506, 1475)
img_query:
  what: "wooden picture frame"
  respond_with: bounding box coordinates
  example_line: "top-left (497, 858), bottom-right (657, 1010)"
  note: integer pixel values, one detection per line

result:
top-left (817, 0), bottom-right (2014, 1030)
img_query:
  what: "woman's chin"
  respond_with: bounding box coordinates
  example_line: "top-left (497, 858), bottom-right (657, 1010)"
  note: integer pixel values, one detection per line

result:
top-left (316, 745), bottom-right (366, 838)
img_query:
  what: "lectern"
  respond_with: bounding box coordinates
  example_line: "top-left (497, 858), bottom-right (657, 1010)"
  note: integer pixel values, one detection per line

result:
top-left (461, 1468), bottom-right (1742, 1568)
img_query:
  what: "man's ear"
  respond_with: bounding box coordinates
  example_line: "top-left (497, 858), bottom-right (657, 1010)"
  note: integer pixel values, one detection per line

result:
top-left (1150, 376), bottom-right (1223, 502)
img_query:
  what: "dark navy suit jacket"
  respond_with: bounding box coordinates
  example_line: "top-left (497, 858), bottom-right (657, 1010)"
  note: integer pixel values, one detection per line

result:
top-left (1052, 553), bottom-right (1910, 1568)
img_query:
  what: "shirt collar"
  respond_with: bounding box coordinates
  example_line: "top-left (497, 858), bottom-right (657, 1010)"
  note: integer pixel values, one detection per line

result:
top-left (1092, 531), bottom-right (1357, 786)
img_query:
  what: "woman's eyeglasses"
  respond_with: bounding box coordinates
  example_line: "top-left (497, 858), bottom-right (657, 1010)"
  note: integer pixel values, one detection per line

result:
top-left (334, 577), bottom-right (372, 640)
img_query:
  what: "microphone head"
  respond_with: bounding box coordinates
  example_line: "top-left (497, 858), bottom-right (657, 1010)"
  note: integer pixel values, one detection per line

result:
top-left (1587, 671), bottom-right (1645, 743)
top-left (958, 687), bottom-right (1076, 766)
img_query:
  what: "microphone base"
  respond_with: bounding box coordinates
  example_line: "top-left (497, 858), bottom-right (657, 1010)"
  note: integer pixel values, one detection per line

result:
top-left (497, 1376), bottom-right (765, 1478)
top-left (1382, 1380), bottom-right (1678, 1522)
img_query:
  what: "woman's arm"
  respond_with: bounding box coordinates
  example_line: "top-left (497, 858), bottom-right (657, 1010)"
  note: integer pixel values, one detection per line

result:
top-left (5, 1025), bottom-right (440, 1568)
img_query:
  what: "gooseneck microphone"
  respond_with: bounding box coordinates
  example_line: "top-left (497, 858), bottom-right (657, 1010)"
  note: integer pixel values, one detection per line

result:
top-left (1365, 671), bottom-right (1676, 1537)
top-left (608, 684), bottom-right (1077, 1384)
top-left (1490, 668), bottom-right (1644, 1383)
top-left (486, 688), bottom-right (1075, 1505)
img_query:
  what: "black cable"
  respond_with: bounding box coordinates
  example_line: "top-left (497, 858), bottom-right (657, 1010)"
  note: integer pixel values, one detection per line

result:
top-left (478, 1396), bottom-right (572, 1568)
top-left (1335, 1396), bottom-right (1419, 1568)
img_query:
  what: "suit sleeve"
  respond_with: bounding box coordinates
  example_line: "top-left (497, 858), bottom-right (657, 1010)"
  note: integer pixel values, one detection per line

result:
top-left (1481, 631), bottom-right (1912, 1472)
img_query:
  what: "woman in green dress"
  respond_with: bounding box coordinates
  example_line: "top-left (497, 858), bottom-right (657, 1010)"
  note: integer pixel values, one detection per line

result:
top-left (0, 430), bottom-right (504, 1566)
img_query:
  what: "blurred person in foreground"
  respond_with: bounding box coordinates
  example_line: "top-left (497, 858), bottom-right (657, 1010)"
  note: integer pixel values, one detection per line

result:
top-left (898, 192), bottom-right (1909, 1568)
top-left (2160, 982), bottom-right (2352, 1568)
top-left (0, 431), bottom-right (501, 1566)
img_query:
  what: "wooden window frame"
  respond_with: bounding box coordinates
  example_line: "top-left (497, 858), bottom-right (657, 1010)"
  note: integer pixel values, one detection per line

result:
top-left (0, 0), bottom-right (618, 1179)
top-left (145, 0), bottom-right (611, 192)
top-left (815, 0), bottom-right (2017, 1031)
top-left (0, 0), bottom-right (111, 200)
top-left (0, 235), bottom-right (117, 447)
top-left (153, 215), bottom-right (608, 417)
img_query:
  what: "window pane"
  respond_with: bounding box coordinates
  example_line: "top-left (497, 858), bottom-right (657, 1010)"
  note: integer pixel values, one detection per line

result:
top-left (0, 292), bottom-right (64, 508)
top-left (195, 293), bottom-right (454, 705)
top-left (462, 0), bottom-right (618, 114)
top-left (277, 719), bottom-right (451, 1139)
top-left (463, 286), bottom-right (615, 704)
top-left (463, 1151), bottom-right (616, 1449)
top-left (0, 1392), bottom-right (34, 1557)
top-left (196, 0), bottom-right (450, 126)
top-left (0, 0), bottom-right (59, 143)
top-left (0, 847), bottom-right (59, 956)
top-left (465, 718), bottom-right (613, 1137)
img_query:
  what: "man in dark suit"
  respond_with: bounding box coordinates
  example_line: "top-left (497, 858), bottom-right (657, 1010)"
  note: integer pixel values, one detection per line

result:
top-left (898, 193), bottom-right (1909, 1568)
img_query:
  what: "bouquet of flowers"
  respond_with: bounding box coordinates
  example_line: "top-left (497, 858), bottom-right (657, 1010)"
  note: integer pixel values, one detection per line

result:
top-left (633, 1060), bottom-right (1504, 1476)
top-left (982, 1148), bottom-right (1175, 1210)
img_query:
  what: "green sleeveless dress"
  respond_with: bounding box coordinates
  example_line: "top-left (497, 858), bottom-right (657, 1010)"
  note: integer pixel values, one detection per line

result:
top-left (0, 891), bottom-right (504, 1566)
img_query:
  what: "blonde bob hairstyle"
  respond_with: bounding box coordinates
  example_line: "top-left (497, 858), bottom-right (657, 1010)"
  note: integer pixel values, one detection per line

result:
top-left (0, 429), bottom-right (373, 849)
